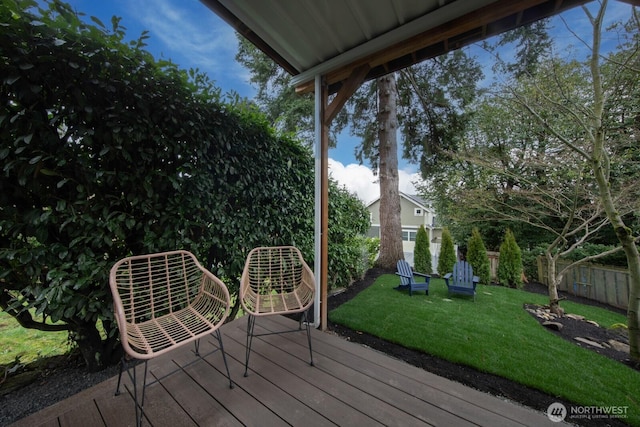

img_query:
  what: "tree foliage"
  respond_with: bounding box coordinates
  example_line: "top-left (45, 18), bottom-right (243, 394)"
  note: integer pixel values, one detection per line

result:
top-left (497, 229), bottom-right (523, 288)
top-left (437, 228), bottom-right (456, 276)
top-left (397, 51), bottom-right (483, 176)
top-left (235, 36), bottom-right (340, 145)
top-left (467, 228), bottom-right (491, 285)
top-left (414, 225), bottom-right (431, 274)
top-left (0, 0), bottom-right (368, 370)
top-left (508, 1), bottom-right (640, 357)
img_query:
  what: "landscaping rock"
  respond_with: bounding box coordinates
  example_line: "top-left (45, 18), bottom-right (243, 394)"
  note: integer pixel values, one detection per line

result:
top-left (542, 321), bottom-right (564, 331)
top-left (608, 340), bottom-right (630, 353)
top-left (574, 337), bottom-right (605, 348)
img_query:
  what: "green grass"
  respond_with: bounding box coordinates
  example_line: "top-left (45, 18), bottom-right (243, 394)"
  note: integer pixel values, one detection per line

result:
top-left (329, 275), bottom-right (640, 426)
top-left (0, 310), bottom-right (70, 366)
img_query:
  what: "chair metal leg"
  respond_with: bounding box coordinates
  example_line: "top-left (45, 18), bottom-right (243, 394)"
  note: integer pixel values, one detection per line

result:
top-left (302, 309), bottom-right (314, 366)
top-left (114, 357), bottom-right (149, 427)
top-left (124, 360), bottom-right (148, 427)
top-left (215, 329), bottom-right (234, 388)
top-left (244, 315), bottom-right (256, 377)
top-left (115, 356), bottom-right (125, 396)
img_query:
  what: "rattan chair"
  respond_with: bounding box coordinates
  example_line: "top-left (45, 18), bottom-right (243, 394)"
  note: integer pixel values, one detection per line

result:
top-left (240, 246), bottom-right (315, 376)
top-left (109, 250), bottom-right (233, 427)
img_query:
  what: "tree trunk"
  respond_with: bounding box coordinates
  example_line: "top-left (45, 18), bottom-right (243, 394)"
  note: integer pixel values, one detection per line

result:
top-left (71, 322), bottom-right (120, 372)
top-left (544, 252), bottom-right (564, 315)
top-left (587, 2), bottom-right (639, 362)
top-left (375, 74), bottom-right (404, 269)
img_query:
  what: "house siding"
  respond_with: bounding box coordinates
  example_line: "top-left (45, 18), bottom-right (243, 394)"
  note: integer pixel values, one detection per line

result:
top-left (367, 192), bottom-right (443, 272)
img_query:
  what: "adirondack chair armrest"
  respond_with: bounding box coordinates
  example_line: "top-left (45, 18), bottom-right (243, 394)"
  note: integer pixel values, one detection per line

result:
top-left (443, 272), bottom-right (452, 279)
top-left (472, 275), bottom-right (480, 284)
top-left (413, 272), bottom-right (430, 278)
top-left (395, 272), bottom-right (412, 279)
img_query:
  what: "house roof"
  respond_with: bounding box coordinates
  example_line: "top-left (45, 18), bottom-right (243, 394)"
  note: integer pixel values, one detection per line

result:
top-left (201, 0), bottom-right (593, 94)
top-left (367, 192), bottom-right (430, 211)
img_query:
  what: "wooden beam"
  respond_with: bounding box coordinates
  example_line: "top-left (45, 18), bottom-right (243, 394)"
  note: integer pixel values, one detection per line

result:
top-left (324, 64), bottom-right (370, 125)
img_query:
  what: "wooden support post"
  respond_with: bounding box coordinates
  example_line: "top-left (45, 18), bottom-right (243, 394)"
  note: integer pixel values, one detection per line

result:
top-left (318, 65), bottom-right (369, 330)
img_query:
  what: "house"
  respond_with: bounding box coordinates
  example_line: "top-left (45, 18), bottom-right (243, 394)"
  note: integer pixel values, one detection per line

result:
top-left (366, 192), bottom-right (443, 272)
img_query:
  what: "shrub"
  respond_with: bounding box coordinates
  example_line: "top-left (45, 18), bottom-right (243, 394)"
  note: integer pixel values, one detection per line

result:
top-left (327, 182), bottom-right (371, 289)
top-left (564, 243), bottom-right (628, 267)
top-left (521, 245), bottom-right (547, 282)
top-left (438, 227), bottom-right (457, 276)
top-left (364, 237), bottom-right (381, 268)
top-left (467, 228), bottom-right (491, 285)
top-left (497, 229), bottom-right (523, 288)
top-left (414, 225), bottom-right (432, 274)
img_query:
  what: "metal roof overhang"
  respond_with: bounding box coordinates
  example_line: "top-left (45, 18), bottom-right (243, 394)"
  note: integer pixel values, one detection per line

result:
top-left (202, 0), bottom-right (593, 94)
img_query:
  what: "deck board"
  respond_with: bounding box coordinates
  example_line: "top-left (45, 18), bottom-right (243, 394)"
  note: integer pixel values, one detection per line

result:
top-left (9, 315), bottom-right (564, 427)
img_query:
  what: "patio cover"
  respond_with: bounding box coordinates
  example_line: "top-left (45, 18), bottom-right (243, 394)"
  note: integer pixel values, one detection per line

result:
top-left (200, 0), bottom-right (629, 329)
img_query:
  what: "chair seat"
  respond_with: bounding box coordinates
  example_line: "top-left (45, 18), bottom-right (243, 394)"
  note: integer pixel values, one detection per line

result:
top-left (125, 304), bottom-right (226, 357)
top-left (245, 289), bottom-right (314, 315)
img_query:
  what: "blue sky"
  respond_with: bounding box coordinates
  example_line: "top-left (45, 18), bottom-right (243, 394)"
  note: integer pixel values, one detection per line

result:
top-left (44, 0), bottom-right (633, 204)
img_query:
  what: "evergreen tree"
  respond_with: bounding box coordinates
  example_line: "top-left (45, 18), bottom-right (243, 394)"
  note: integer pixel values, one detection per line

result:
top-left (438, 228), bottom-right (457, 276)
top-left (414, 225), bottom-right (432, 274)
top-left (497, 229), bottom-right (523, 288)
top-left (467, 228), bottom-right (491, 285)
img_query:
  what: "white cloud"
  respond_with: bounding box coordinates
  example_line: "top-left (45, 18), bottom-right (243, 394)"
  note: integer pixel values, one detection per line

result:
top-left (328, 159), bottom-right (422, 205)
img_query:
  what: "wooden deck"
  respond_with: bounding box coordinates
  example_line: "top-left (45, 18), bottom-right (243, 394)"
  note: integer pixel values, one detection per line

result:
top-left (10, 315), bottom-right (563, 426)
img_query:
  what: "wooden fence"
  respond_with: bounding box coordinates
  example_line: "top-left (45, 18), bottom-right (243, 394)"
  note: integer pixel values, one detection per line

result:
top-left (487, 251), bottom-right (499, 281)
top-left (537, 257), bottom-right (629, 310)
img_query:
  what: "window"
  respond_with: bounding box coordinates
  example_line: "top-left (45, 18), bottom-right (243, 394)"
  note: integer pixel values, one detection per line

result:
top-left (414, 208), bottom-right (422, 216)
top-left (402, 230), bottom-right (417, 242)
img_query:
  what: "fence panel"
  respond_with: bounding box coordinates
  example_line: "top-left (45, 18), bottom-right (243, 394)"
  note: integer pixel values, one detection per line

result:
top-left (487, 251), bottom-right (499, 281)
top-left (536, 257), bottom-right (629, 310)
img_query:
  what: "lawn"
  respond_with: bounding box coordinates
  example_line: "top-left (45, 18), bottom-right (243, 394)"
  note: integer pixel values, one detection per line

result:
top-left (0, 310), bottom-right (70, 367)
top-left (329, 275), bottom-right (640, 426)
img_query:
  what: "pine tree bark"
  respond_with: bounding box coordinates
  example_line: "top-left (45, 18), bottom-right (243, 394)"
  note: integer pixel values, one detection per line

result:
top-left (375, 74), bottom-right (404, 269)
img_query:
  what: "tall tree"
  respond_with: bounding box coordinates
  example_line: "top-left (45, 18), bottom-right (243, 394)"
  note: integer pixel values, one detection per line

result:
top-left (375, 74), bottom-right (404, 267)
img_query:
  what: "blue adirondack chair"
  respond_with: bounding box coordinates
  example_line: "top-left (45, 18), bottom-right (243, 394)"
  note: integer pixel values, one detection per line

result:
top-left (443, 261), bottom-right (479, 300)
top-left (395, 260), bottom-right (430, 296)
